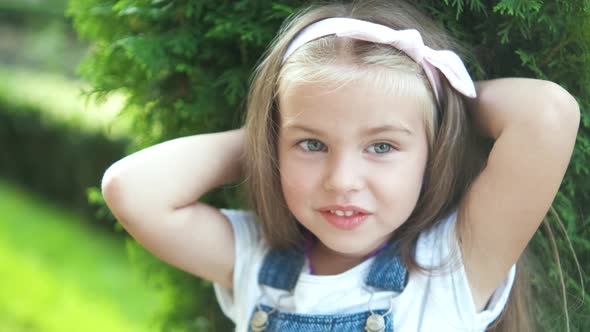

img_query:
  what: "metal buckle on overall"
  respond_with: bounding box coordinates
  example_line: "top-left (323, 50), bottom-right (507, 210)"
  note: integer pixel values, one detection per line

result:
top-left (363, 286), bottom-right (393, 332)
top-left (250, 291), bottom-right (287, 332)
top-left (250, 286), bottom-right (395, 332)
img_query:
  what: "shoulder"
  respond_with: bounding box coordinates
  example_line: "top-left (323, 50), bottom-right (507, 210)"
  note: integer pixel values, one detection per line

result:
top-left (414, 209), bottom-right (459, 267)
top-left (213, 208), bottom-right (269, 324)
top-left (408, 209), bottom-right (516, 329)
top-left (219, 208), bottom-right (262, 242)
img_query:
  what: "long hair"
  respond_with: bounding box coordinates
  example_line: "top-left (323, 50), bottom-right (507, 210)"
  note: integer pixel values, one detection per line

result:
top-left (243, 1), bottom-right (532, 330)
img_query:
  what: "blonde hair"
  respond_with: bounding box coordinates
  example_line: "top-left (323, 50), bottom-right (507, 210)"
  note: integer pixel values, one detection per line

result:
top-left (244, 0), bottom-right (538, 330)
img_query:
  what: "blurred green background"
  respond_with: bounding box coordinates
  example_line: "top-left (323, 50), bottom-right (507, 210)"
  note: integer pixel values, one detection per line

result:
top-left (1, 0), bottom-right (589, 331)
top-left (0, 0), bottom-right (165, 331)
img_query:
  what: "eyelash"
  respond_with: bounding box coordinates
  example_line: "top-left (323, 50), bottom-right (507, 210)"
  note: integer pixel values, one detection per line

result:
top-left (296, 139), bottom-right (396, 154)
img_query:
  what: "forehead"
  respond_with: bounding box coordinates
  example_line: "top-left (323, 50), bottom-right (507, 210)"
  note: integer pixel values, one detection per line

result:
top-left (278, 78), bottom-right (426, 135)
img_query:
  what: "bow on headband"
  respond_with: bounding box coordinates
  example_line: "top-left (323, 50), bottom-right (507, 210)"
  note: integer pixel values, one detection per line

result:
top-left (282, 18), bottom-right (477, 104)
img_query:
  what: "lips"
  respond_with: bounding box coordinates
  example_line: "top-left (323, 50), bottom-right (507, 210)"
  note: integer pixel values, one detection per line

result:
top-left (318, 205), bottom-right (372, 230)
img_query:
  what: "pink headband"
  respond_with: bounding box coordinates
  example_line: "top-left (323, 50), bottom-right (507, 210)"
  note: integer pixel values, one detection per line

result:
top-left (282, 18), bottom-right (477, 104)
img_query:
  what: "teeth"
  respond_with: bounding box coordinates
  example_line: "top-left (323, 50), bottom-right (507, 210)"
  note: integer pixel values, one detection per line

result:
top-left (329, 210), bottom-right (356, 216)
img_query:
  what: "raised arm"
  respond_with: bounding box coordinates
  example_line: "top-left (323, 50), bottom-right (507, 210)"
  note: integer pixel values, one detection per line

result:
top-left (459, 78), bottom-right (580, 311)
top-left (101, 128), bottom-right (244, 289)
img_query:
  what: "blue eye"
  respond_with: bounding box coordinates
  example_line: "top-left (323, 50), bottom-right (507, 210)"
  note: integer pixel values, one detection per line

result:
top-left (298, 139), bottom-right (325, 152)
top-left (368, 143), bottom-right (393, 154)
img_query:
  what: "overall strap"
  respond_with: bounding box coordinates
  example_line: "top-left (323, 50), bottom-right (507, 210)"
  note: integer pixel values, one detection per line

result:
top-left (258, 245), bottom-right (305, 291)
top-left (258, 239), bottom-right (408, 292)
top-left (364, 240), bottom-right (409, 292)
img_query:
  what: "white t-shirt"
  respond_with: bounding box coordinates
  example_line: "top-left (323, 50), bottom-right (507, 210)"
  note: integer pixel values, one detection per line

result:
top-left (213, 208), bottom-right (516, 332)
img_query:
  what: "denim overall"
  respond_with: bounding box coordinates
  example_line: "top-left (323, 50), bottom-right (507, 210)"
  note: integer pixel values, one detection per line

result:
top-left (249, 239), bottom-right (408, 332)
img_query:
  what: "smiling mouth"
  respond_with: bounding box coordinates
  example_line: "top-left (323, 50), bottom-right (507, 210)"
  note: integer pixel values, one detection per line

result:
top-left (319, 211), bottom-right (369, 230)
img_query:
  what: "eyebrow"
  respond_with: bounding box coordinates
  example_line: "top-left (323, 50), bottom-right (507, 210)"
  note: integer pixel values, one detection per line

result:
top-left (283, 124), bottom-right (413, 136)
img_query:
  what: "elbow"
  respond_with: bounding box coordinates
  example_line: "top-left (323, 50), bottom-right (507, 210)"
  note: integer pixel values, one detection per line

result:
top-left (534, 82), bottom-right (581, 149)
top-left (542, 81), bottom-right (580, 127)
top-left (101, 164), bottom-right (122, 206)
top-left (101, 166), bottom-right (130, 224)
top-left (529, 81), bottom-right (581, 142)
top-left (101, 172), bottom-right (118, 210)
top-left (101, 165), bottom-right (117, 196)
top-left (100, 164), bottom-right (163, 227)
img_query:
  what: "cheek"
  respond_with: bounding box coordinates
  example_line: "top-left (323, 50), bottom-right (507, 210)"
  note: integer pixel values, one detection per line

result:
top-left (373, 155), bottom-right (427, 205)
top-left (403, 153), bottom-right (428, 205)
top-left (279, 154), bottom-right (320, 208)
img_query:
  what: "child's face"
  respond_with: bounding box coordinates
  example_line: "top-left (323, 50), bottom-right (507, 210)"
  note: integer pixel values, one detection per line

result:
top-left (278, 77), bottom-right (429, 258)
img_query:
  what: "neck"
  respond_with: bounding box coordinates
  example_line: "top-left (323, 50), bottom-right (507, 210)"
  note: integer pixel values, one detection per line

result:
top-left (310, 241), bottom-right (364, 275)
top-left (304, 234), bottom-right (389, 275)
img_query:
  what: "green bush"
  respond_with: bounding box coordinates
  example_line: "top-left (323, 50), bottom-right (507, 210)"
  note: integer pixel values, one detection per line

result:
top-left (68, 0), bottom-right (590, 331)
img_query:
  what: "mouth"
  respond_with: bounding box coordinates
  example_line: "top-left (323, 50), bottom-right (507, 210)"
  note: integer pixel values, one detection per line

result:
top-left (318, 205), bottom-right (372, 230)
top-left (318, 205), bottom-right (371, 214)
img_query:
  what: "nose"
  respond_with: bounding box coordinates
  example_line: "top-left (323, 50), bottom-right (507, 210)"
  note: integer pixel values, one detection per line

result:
top-left (322, 152), bottom-right (365, 193)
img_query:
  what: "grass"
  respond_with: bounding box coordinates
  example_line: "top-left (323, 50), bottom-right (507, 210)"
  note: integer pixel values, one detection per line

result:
top-left (0, 178), bottom-right (166, 332)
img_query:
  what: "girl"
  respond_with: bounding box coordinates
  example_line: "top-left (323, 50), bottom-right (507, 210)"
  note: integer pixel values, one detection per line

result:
top-left (101, 1), bottom-right (580, 331)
